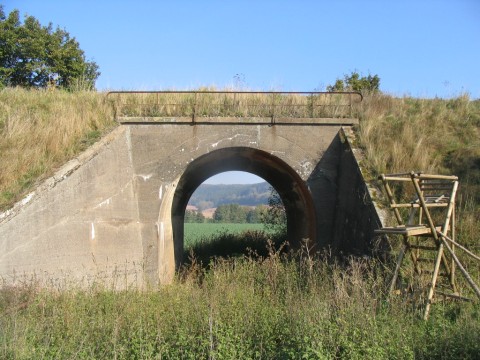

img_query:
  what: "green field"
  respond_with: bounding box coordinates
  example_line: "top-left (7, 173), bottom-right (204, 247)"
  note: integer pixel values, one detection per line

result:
top-left (184, 222), bottom-right (266, 248)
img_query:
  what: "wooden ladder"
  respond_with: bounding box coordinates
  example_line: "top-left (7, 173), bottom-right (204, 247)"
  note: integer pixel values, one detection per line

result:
top-left (375, 172), bottom-right (480, 319)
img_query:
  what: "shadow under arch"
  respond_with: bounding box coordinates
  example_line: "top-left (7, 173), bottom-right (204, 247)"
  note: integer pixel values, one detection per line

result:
top-left (171, 147), bottom-right (316, 268)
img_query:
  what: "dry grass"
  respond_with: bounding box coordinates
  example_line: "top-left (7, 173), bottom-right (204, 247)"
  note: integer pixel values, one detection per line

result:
top-left (109, 90), bottom-right (359, 119)
top-left (357, 93), bottom-right (480, 179)
top-left (0, 88), bottom-right (115, 210)
top-left (356, 93), bottom-right (480, 299)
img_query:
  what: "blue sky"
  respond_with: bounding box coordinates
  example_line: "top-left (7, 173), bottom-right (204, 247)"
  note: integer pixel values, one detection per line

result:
top-left (3, 1), bottom-right (480, 184)
top-left (4, 1), bottom-right (479, 98)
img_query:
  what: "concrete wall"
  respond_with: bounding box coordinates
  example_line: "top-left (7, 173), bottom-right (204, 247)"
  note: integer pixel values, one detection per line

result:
top-left (332, 127), bottom-right (387, 254)
top-left (0, 127), bottom-right (145, 286)
top-left (0, 120), bottom-right (384, 286)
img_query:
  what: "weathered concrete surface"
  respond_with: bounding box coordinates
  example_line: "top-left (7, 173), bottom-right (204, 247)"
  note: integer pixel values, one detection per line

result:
top-left (332, 127), bottom-right (388, 255)
top-left (0, 120), bottom-right (384, 286)
top-left (0, 127), bottom-right (145, 286)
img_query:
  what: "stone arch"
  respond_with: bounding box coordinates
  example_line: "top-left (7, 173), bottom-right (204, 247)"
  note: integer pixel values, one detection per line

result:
top-left (171, 147), bottom-right (316, 268)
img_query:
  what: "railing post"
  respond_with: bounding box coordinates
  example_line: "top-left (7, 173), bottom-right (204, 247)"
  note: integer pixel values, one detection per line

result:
top-left (271, 93), bottom-right (276, 125)
top-left (310, 93), bottom-right (314, 118)
top-left (349, 93), bottom-right (353, 118)
top-left (192, 92), bottom-right (197, 124)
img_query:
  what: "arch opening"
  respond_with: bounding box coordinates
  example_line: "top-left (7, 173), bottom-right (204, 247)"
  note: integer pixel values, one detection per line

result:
top-left (171, 147), bottom-right (316, 269)
top-left (183, 171), bottom-right (285, 262)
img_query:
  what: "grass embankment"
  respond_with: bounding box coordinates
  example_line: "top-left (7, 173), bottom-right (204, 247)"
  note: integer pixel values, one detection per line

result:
top-left (358, 94), bottom-right (480, 297)
top-left (1, 88), bottom-right (480, 358)
top-left (0, 88), bottom-right (115, 211)
top-left (358, 94), bottom-right (480, 192)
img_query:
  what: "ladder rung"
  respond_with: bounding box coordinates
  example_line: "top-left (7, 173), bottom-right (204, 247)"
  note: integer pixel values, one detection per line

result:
top-left (416, 257), bottom-right (435, 263)
top-left (389, 203), bottom-right (448, 208)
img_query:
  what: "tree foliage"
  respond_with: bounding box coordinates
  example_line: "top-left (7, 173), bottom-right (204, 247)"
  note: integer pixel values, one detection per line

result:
top-left (184, 209), bottom-right (205, 223)
top-left (327, 71), bottom-right (380, 93)
top-left (261, 187), bottom-right (286, 235)
top-left (0, 6), bottom-right (100, 89)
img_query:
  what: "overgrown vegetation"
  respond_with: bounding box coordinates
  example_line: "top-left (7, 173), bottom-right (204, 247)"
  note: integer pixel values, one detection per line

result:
top-left (184, 228), bottom-right (285, 266)
top-left (1, 248), bottom-right (479, 359)
top-left (184, 223), bottom-right (266, 248)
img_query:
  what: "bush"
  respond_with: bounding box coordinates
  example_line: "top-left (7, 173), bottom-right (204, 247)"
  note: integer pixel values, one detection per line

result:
top-left (327, 71), bottom-right (380, 94)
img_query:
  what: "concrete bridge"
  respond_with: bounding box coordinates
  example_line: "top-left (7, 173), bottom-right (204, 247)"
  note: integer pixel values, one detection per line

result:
top-left (0, 92), bottom-right (384, 286)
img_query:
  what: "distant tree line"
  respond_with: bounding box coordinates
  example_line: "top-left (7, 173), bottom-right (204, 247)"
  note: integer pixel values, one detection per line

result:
top-left (184, 204), bottom-right (269, 224)
top-left (213, 204), bottom-right (267, 224)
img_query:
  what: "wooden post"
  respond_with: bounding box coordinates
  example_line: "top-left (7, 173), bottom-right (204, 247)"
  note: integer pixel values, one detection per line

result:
top-left (440, 236), bottom-right (480, 300)
top-left (423, 243), bottom-right (445, 320)
top-left (389, 243), bottom-right (407, 294)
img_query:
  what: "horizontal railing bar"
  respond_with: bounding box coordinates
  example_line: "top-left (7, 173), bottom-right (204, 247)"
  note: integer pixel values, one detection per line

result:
top-left (107, 91), bottom-right (363, 122)
top-left (117, 103), bottom-right (353, 107)
top-left (107, 90), bottom-right (362, 98)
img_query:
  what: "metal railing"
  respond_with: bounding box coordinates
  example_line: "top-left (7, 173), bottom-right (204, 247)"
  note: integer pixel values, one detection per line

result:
top-left (106, 91), bottom-right (363, 124)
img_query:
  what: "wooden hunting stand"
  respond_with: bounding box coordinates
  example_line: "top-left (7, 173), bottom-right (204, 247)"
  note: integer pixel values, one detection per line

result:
top-left (375, 172), bottom-right (480, 319)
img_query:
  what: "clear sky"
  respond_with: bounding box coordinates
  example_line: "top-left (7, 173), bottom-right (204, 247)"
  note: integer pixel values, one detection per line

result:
top-left (4, 0), bottom-right (479, 98)
top-left (203, 171), bottom-right (264, 185)
top-left (3, 0), bottom-right (480, 184)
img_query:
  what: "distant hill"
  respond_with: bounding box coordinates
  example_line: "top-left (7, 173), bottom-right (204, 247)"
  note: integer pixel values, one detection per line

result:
top-left (188, 182), bottom-right (271, 210)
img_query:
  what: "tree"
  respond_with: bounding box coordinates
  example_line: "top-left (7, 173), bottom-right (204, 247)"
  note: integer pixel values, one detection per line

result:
top-left (261, 187), bottom-right (286, 235)
top-left (195, 211), bottom-right (205, 223)
top-left (0, 6), bottom-right (100, 89)
top-left (326, 71), bottom-right (380, 94)
top-left (184, 209), bottom-right (205, 223)
top-left (213, 204), bottom-right (249, 223)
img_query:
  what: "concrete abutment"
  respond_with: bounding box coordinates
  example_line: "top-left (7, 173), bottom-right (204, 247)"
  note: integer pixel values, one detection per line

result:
top-left (0, 121), bottom-right (384, 286)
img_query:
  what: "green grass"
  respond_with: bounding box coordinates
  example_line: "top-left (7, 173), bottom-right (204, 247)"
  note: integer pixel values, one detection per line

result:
top-left (184, 222), bottom-right (266, 248)
top-left (183, 223), bottom-right (284, 266)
